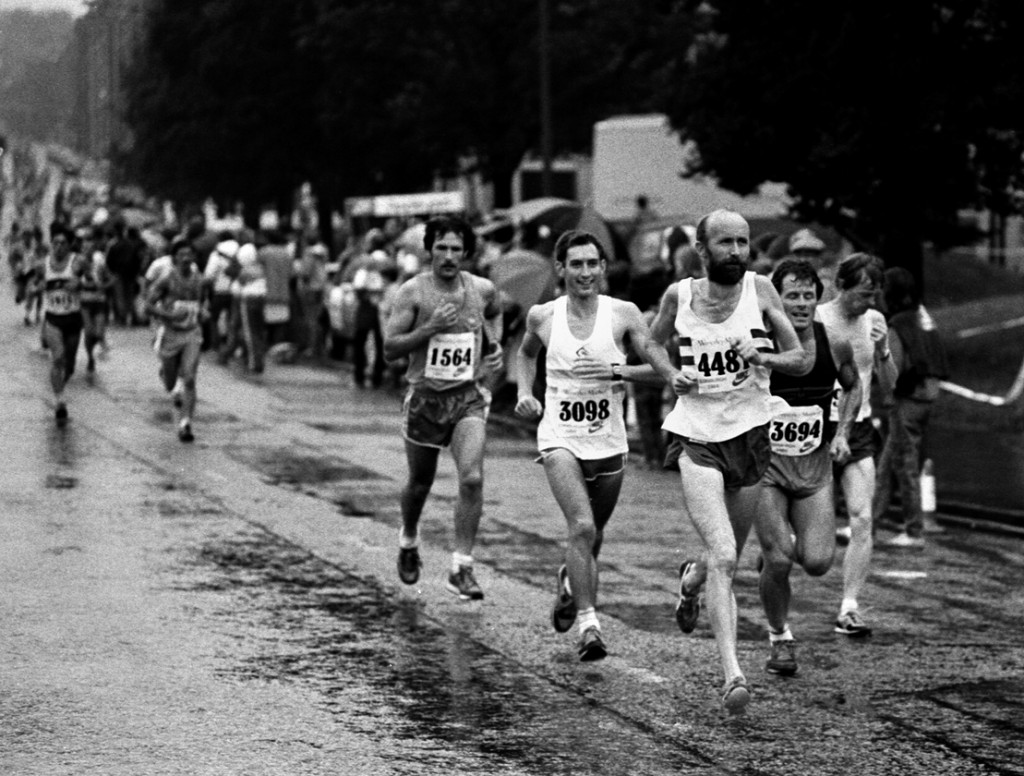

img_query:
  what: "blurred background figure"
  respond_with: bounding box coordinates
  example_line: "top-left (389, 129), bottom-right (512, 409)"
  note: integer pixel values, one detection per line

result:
top-left (873, 267), bottom-right (950, 547)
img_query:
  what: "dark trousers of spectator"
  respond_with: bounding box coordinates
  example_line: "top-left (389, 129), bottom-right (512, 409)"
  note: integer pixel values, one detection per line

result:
top-left (633, 384), bottom-right (667, 468)
top-left (206, 292), bottom-right (232, 354)
top-left (112, 274), bottom-right (138, 325)
top-left (353, 302), bottom-right (384, 387)
top-left (218, 296), bottom-right (243, 365)
top-left (239, 296), bottom-right (266, 373)
top-left (296, 289), bottom-right (324, 357)
top-left (873, 399), bottom-right (932, 537)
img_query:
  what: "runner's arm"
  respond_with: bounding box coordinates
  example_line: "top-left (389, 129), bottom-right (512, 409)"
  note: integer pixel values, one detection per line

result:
top-left (748, 277), bottom-right (813, 376)
top-left (642, 284), bottom-right (686, 391)
top-left (382, 280), bottom-right (453, 361)
top-left (874, 319), bottom-right (898, 395)
top-left (514, 305), bottom-right (548, 419)
top-left (831, 337), bottom-right (862, 462)
top-left (481, 279), bottom-right (504, 372)
top-left (612, 302), bottom-right (668, 386)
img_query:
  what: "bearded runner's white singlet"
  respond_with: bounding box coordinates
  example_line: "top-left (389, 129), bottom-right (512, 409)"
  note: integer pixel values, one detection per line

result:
top-left (662, 271), bottom-right (773, 443)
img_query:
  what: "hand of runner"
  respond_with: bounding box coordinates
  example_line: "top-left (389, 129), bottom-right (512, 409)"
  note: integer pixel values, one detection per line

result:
top-left (514, 394), bottom-right (543, 420)
top-left (730, 336), bottom-right (762, 366)
top-left (483, 343), bottom-right (503, 373)
top-left (571, 354), bottom-right (613, 381)
top-left (427, 302), bottom-right (459, 332)
top-left (869, 318), bottom-right (887, 345)
top-left (830, 433), bottom-right (851, 464)
top-left (671, 367), bottom-right (697, 395)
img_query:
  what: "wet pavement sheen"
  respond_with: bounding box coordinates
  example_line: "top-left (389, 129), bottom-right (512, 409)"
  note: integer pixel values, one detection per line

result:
top-left (2, 307), bottom-right (1024, 775)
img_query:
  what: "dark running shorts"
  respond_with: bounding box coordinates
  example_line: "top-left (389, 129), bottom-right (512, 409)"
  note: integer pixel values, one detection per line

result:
top-left (836, 418), bottom-right (880, 468)
top-left (44, 311), bottom-right (83, 336)
top-left (402, 383), bottom-right (490, 449)
top-left (664, 424), bottom-right (771, 491)
top-left (763, 443), bottom-right (832, 499)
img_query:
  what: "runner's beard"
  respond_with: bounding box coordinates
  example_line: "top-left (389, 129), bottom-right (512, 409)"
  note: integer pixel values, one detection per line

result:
top-left (708, 260), bottom-right (745, 285)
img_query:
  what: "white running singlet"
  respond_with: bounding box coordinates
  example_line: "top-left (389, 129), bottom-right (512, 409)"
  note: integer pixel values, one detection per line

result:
top-left (662, 272), bottom-right (773, 443)
top-left (537, 295), bottom-right (628, 459)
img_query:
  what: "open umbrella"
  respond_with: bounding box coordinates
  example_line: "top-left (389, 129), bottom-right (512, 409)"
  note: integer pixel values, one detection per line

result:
top-left (505, 197), bottom-right (619, 260)
top-left (487, 248), bottom-right (556, 311)
top-left (395, 222), bottom-right (428, 257)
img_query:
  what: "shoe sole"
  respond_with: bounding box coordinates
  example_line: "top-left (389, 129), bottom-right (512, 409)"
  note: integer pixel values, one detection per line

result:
top-left (834, 627), bottom-right (872, 637)
top-left (445, 583), bottom-right (483, 601)
top-left (578, 640), bottom-right (607, 662)
top-left (723, 683), bottom-right (750, 715)
top-left (552, 567), bottom-right (577, 633)
top-left (765, 663), bottom-right (798, 676)
top-left (675, 562), bottom-right (700, 634)
top-left (397, 551), bottom-right (421, 585)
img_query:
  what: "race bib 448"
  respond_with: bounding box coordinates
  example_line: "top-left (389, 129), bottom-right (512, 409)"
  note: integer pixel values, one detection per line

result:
top-left (690, 337), bottom-right (751, 394)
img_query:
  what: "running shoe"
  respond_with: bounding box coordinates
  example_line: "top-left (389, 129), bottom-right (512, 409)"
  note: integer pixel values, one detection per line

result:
top-left (835, 525), bottom-right (852, 546)
top-left (722, 676), bottom-right (750, 715)
top-left (551, 564), bottom-right (577, 633)
top-left (172, 387), bottom-right (184, 409)
top-left (55, 402), bottom-right (68, 426)
top-left (577, 626), bottom-right (607, 662)
top-left (177, 421), bottom-right (195, 443)
top-left (885, 532), bottom-right (925, 549)
top-left (834, 610), bottom-right (872, 637)
top-left (765, 640), bottom-right (798, 676)
top-left (446, 566), bottom-right (484, 601)
top-left (674, 561), bottom-right (701, 634)
top-left (397, 546), bottom-right (421, 585)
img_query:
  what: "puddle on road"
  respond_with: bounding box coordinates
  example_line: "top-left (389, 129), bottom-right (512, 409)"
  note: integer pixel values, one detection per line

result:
top-left (172, 528), bottom-right (707, 775)
top-left (44, 474), bottom-right (78, 489)
top-left (226, 445), bottom-right (384, 487)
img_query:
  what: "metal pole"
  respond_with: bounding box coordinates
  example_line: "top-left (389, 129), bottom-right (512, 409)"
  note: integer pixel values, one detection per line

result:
top-left (538, 0), bottom-right (552, 197)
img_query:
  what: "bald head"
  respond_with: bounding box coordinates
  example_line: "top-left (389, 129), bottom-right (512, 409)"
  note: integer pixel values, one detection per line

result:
top-left (696, 209), bottom-right (749, 247)
top-left (695, 209), bottom-right (750, 286)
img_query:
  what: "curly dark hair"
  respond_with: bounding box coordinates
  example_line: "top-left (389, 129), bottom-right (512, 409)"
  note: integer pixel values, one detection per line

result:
top-left (424, 215), bottom-right (476, 258)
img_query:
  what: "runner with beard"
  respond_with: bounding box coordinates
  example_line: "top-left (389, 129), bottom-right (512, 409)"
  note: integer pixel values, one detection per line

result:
top-left (644, 209), bottom-right (812, 714)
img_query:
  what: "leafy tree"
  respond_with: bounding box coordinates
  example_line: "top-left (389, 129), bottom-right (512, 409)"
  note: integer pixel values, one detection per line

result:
top-left (656, 0), bottom-right (1024, 284)
top-left (120, 0), bottom-right (322, 224)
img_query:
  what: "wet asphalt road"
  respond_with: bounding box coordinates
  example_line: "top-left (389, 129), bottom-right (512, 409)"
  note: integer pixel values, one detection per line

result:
top-left (1, 299), bottom-right (1023, 776)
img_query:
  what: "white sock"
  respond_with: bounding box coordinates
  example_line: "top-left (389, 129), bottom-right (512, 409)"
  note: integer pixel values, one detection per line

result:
top-left (840, 598), bottom-right (858, 615)
top-left (452, 552), bottom-right (473, 572)
top-left (398, 529), bottom-right (419, 549)
top-left (577, 607), bottom-right (599, 634)
top-left (769, 626), bottom-right (794, 643)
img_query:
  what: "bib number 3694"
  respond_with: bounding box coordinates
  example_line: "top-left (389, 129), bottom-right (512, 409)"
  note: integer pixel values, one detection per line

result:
top-left (769, 405), bottom-right (824, 456)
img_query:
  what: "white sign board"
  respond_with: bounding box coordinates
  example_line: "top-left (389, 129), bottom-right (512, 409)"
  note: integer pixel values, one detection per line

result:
top-left (347, 191), bottom-right (465, 218)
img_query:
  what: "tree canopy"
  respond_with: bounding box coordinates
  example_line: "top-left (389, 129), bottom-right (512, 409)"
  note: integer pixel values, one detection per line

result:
top-left (117, 0), bottom-right (1024, 277)
top-left (656, 0), bottom-right (1024, 279)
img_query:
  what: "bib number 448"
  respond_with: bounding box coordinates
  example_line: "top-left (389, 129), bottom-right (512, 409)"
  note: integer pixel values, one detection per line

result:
top-left (696, 348), bottom-right (746, 377)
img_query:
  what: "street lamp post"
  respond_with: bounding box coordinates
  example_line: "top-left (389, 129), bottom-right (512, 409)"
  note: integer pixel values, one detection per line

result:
top-left (538, 0), bottom-right (553, 197)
